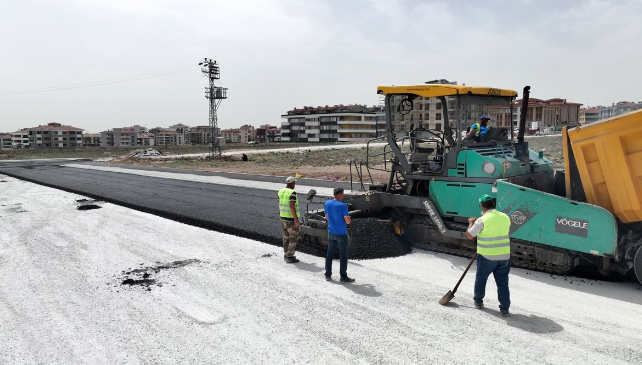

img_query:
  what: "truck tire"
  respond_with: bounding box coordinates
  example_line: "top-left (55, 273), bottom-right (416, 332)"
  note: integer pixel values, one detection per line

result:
top-left (633, 246), bottom-right (642, 284)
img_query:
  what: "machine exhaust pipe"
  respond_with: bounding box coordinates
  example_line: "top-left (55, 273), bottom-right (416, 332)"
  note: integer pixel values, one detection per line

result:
top-left (517, 86), bottom-right (530, 144)
top-left (515, 86), bottom-right (531, 161)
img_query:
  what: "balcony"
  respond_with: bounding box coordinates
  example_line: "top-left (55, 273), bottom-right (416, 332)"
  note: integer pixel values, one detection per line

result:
top-left (337, 120), bottom-right (375, 125)
top-left (338, 137), bottom-right (371, 142)
top-left (305, 129), bottom-right (320, 134)
top-left (337, 128), bottom-right (377, 134)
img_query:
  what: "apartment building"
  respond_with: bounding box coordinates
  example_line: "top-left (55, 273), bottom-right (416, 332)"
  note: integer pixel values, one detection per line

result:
top-left (186, 126), bottom-right (213, 145)
top-left (512, 98), bottom-right (582, 129)
top-left (222, 128), bottom-right (241, 143)
top-left (239, 125), bottom-right (256, 144)
top-left (154, 131), bottom-right (184, 146)
top-left (392, 96), bottom-right (458, 136)
top-left (101, 127), bottom-right (137, 147)
top-left (82, 133), bottom-right (101, 147)
top-left (599, 101), bottom-right (641, 120)
top-left (256, 124), bottom-right (281, 143)
top-left (0, 134), bottom-right (12, 149)
top-left (281, 104), bottom-right (384, 142)
top-left (10, 130), bottom-right (29, 148)
top-left (27, 123), bottom-right (83, 149)
top-left (579, 107), bottom-right (601, 124)
top-left (138, 133), bottom-right (155, 146)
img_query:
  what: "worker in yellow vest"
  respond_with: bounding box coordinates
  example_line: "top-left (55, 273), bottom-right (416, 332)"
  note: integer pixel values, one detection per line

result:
top-left (466, 194), bottom-right (511, 317)
top-left (466, 116), bottom-right (490, 141)
top-left (278, 176), bottom-right (300, 263)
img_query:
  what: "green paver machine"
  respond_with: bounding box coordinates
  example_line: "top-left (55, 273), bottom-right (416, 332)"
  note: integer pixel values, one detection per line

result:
top-left (300, 81), bottom-right (642, 284)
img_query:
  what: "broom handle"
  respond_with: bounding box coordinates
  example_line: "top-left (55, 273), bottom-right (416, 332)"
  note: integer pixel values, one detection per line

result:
top-left (452, 253), bottom-right (478, 293)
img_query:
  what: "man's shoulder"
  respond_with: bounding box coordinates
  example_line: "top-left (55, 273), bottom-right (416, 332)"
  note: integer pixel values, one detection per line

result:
top-left (325, 200), bottom-right (346, 208)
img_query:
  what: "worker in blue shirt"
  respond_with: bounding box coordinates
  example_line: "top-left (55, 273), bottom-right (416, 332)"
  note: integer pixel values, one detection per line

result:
top-left (324, 187), bottom-right (355, 283)
top-left (467, 116), bottom-right (490, 141)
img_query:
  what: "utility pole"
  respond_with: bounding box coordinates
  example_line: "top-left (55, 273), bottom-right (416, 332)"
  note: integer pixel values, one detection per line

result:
top-left (199, 58), bottom-right (228, 157)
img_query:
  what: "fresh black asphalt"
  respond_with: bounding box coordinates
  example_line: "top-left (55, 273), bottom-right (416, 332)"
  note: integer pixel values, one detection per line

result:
top-left (0, 160), bottom-right (357, 248)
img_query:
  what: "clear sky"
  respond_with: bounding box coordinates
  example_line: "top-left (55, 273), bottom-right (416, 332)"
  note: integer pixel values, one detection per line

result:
top-left (1, 0), bottom-right (641, 133)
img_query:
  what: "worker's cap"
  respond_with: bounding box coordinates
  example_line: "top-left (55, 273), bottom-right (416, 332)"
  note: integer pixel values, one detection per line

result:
top-left (286, 176), bottom-right (297, 183)
top-left (479, 194), bottom-right (493, 204)
top-left (479, 115), bottom-right (490, 120)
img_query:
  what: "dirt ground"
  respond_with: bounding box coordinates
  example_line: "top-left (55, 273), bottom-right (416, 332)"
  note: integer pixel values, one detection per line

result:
top-left (113, 146), bottom-right (392, 183)
top-left (110, 135), bottom-right (565, 184)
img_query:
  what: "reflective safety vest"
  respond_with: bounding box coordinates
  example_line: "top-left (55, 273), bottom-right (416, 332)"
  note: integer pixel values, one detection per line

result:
top-left (278, 188), bottom-right (299, 219)
top-left (477, 210), bottom-right (511, 260)
top-left (472, 123), bottom-right (482, 136)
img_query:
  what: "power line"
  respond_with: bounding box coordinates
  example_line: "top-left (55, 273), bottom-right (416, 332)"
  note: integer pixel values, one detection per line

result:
top-left (0, 65), bottom-right (200, 96)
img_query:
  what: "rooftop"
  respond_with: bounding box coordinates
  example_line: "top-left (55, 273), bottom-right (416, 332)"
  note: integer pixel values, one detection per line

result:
top-left (283, 104), bottom-right (375, 116)
top-left (27, 123), bottom-right (83, 131)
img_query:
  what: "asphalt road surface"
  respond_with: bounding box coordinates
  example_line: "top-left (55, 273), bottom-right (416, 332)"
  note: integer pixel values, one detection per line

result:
top-left (0, 160), bottom-right (354, 247)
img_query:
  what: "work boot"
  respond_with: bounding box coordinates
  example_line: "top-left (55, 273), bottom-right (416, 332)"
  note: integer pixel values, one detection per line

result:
top-left (324, 274), bottom-right (332, 281)
top-left (340, 276), bottom-right (355, 283)
top-left (474, 302), bottom-right (484, 309)
top-left (285, 256), bottom-right (299, 263)
top-left (501, 310), bottom-right (510, 317)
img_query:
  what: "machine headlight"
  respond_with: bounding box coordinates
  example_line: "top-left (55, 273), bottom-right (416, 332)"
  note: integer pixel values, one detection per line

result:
top-left (482, 162), bottom-right (496, 175)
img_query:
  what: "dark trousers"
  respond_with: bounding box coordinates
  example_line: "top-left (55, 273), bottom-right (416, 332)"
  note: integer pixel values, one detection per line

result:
top-left (325, 233), bottom-right (348, 278)
top-left (474, 255), bottom-right (511, 312)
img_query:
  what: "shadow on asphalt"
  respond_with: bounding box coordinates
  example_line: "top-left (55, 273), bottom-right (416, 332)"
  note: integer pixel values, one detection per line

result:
top-left (502, 313), bottom-right (564, 334)
top-left (421, 248), bottom-right (642, 306)
top-left (328, 281), bottom-right (382, 297)
top-left (293, 261), bottom-right (324, 273)
top-left (473, 307), bottom-right (564, 334)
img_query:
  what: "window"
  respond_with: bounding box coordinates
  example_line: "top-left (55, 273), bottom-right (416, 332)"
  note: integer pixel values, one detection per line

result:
top-left (435, 123), bottom-right (442, 131)
top-left (436, 102), bottom-right (442, 110)
top-left (436, 113), bottom-right (442, 120)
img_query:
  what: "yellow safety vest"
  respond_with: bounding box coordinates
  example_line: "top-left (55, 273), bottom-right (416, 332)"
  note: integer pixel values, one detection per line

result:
top-left (278, 188), bottom-right (299, 219)
top-left (477, 210), bottom-right (511, 260)
top-left (472, 123), bottom-right (481, 136)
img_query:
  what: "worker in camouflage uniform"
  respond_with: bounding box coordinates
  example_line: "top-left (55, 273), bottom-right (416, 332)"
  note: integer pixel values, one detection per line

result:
top-left (466, 194), bottom-right (511, 317)
top-left (278, 176), bottom-right (300, 263)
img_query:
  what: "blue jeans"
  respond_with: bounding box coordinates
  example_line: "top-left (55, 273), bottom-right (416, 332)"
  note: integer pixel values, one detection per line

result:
top-left (474, 255), bottom-right (511, 312)
top-left (325, 233), bottom-right (349, 278)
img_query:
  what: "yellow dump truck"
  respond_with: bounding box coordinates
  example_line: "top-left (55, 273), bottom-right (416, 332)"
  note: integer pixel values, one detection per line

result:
top-left (563, 109), bottom-right (642, 281)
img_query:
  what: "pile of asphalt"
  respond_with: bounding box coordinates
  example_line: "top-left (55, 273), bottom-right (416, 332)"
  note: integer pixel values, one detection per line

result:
top-left (118, 259), bottom-right (203, 291)
top-left (350, 217), bottom-right (412, 259)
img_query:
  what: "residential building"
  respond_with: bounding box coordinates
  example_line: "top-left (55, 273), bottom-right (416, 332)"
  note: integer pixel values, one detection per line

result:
top-left (281, 104), bottom-right (382, 142)
top-left (82, 133), bottom-right (101, 147)
top-left (169, 123), bottom-right (190, 142)
top-left (10, 130), bottom-right (29, 148)
top-left (138, 133), bottom-right (155, 146)
top-left (154, 131), bottom-right (184, 146)
top-left (395, 96), bottom-right (457, 136)
top-left (599, 101), bottom-right (641, 120)
top-left (256, 124), bottom-right (281, 143)
top-left (100, 126), bottom-right (148, 147)
top-left (579, 107), bottom-right (601, 124)
top-left (101, 127), bottom-right (138, 147)
top-left (512, 98), bottom-right (582, 129)
top-left (239, 124), bottom-right (256, 144)
top-left (186, 126), bottom-right (214, 145)
top-left (0, 134), bottom-right (12, 149)
top-left (27, 123), bottom-right (84, 149)
top-left (222, 128), bottom-right (241, 143)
